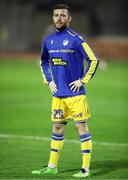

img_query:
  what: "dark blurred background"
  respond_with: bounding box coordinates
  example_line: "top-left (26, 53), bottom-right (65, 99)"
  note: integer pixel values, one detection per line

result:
top-left (0, 0), bottom-right (128, 59)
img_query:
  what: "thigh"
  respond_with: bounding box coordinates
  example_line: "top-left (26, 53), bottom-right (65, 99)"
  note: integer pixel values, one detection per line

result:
top-left (65, 95), bottom-right (91, 122)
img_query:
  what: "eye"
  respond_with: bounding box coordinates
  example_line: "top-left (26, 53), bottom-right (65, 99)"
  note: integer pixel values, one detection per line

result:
top-left (61, 14), bottom-right (66, 17)
top-left (53, 14), bottom-right (58, 17)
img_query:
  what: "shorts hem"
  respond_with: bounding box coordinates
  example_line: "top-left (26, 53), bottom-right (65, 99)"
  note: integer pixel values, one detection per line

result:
top-left (51, 119), bottom-right (69, 124)
top-left (74, 118), bottom-right (91, 123)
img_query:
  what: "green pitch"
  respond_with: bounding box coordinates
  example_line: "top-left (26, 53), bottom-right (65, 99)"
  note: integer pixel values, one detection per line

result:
top-left (0, 58), bottom-right (128, 179)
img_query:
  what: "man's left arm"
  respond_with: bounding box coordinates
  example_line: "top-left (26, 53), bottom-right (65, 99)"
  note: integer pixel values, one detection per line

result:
top-left (79, 41), bottom-right (99, 84)
top-left (69, 38), bottom-right (99, 92)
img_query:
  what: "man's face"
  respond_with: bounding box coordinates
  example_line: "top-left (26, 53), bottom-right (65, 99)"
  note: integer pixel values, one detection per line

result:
top-left (53, 9), bottom-right (71, 30)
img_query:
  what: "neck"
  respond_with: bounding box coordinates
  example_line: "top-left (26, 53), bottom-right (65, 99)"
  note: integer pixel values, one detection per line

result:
top-left (56, 26), bottom-right (68, 32)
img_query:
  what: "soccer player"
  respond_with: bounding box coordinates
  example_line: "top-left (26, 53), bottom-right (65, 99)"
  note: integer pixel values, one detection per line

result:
top-left (32, 4), bottom-right (99, 178)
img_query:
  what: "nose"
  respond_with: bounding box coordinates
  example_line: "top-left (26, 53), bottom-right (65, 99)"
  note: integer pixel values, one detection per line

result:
top-left (57, 15), bottom-right (61, 20)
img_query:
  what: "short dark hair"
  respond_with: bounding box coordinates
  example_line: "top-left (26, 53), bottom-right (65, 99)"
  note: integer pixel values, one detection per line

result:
top-left (52, 4), bottom-right (71, 15)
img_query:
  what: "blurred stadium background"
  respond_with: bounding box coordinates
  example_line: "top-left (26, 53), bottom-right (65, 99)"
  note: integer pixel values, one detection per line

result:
top-left (0, 0), bottom-right (128, 59)
top-left (0, 0), bottom-right (128, 179)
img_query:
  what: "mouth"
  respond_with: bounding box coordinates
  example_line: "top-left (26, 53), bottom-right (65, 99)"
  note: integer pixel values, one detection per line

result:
top-left (56, 22), bottom-right (62, 25)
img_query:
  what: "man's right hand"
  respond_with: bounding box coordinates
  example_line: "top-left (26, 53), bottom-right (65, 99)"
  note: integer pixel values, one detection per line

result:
top-left (48, 81), bottom-right (57, 94)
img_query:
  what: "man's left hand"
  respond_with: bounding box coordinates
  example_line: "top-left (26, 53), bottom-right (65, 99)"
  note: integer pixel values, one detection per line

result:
top-left (69, 79), bottom-right (83, 92)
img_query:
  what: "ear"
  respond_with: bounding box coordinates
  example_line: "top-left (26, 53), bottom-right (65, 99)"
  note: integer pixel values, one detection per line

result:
top-left (69, 15), bottom-right (72, 23)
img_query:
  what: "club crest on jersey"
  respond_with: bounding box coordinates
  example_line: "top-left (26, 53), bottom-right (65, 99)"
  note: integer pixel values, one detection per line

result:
top-left (63, 39), bottom-right (69, 46)
top-left (51, 40), bottom-right (54, 44)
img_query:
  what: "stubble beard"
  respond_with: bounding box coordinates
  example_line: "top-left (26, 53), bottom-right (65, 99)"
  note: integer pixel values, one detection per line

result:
top-left (56, 25), bottom-right (67, 31)
top-left (54, 21), bottom-right (68, 32)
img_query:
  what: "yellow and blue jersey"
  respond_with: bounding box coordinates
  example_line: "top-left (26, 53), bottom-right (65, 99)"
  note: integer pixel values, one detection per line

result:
top-left (41, 27), bottom-right (99, 97)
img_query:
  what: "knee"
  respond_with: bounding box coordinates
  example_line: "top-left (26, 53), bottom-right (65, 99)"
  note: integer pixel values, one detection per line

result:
top-left (75, 122), bottom-right (89, 134)
top-left (75, 123), bottom-right (84, 131)
top-left (53, 124), bottom-right (64, 134)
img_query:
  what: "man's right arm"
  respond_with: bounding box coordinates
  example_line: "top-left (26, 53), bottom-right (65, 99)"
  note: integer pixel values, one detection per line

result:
top-left (40, 39), bottom-right (57, 93)
top-left (40, 39), bottom-right (52, 85)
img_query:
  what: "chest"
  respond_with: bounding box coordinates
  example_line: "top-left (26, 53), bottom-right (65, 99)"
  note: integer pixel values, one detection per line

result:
top-left (47, 36), bottom-right (75, 56)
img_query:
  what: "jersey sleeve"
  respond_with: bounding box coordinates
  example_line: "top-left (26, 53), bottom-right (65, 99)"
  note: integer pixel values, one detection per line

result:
top-left (75, 36), bottom-right (99, 84)
top-left (40, 38), bottom-right (52, 85)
